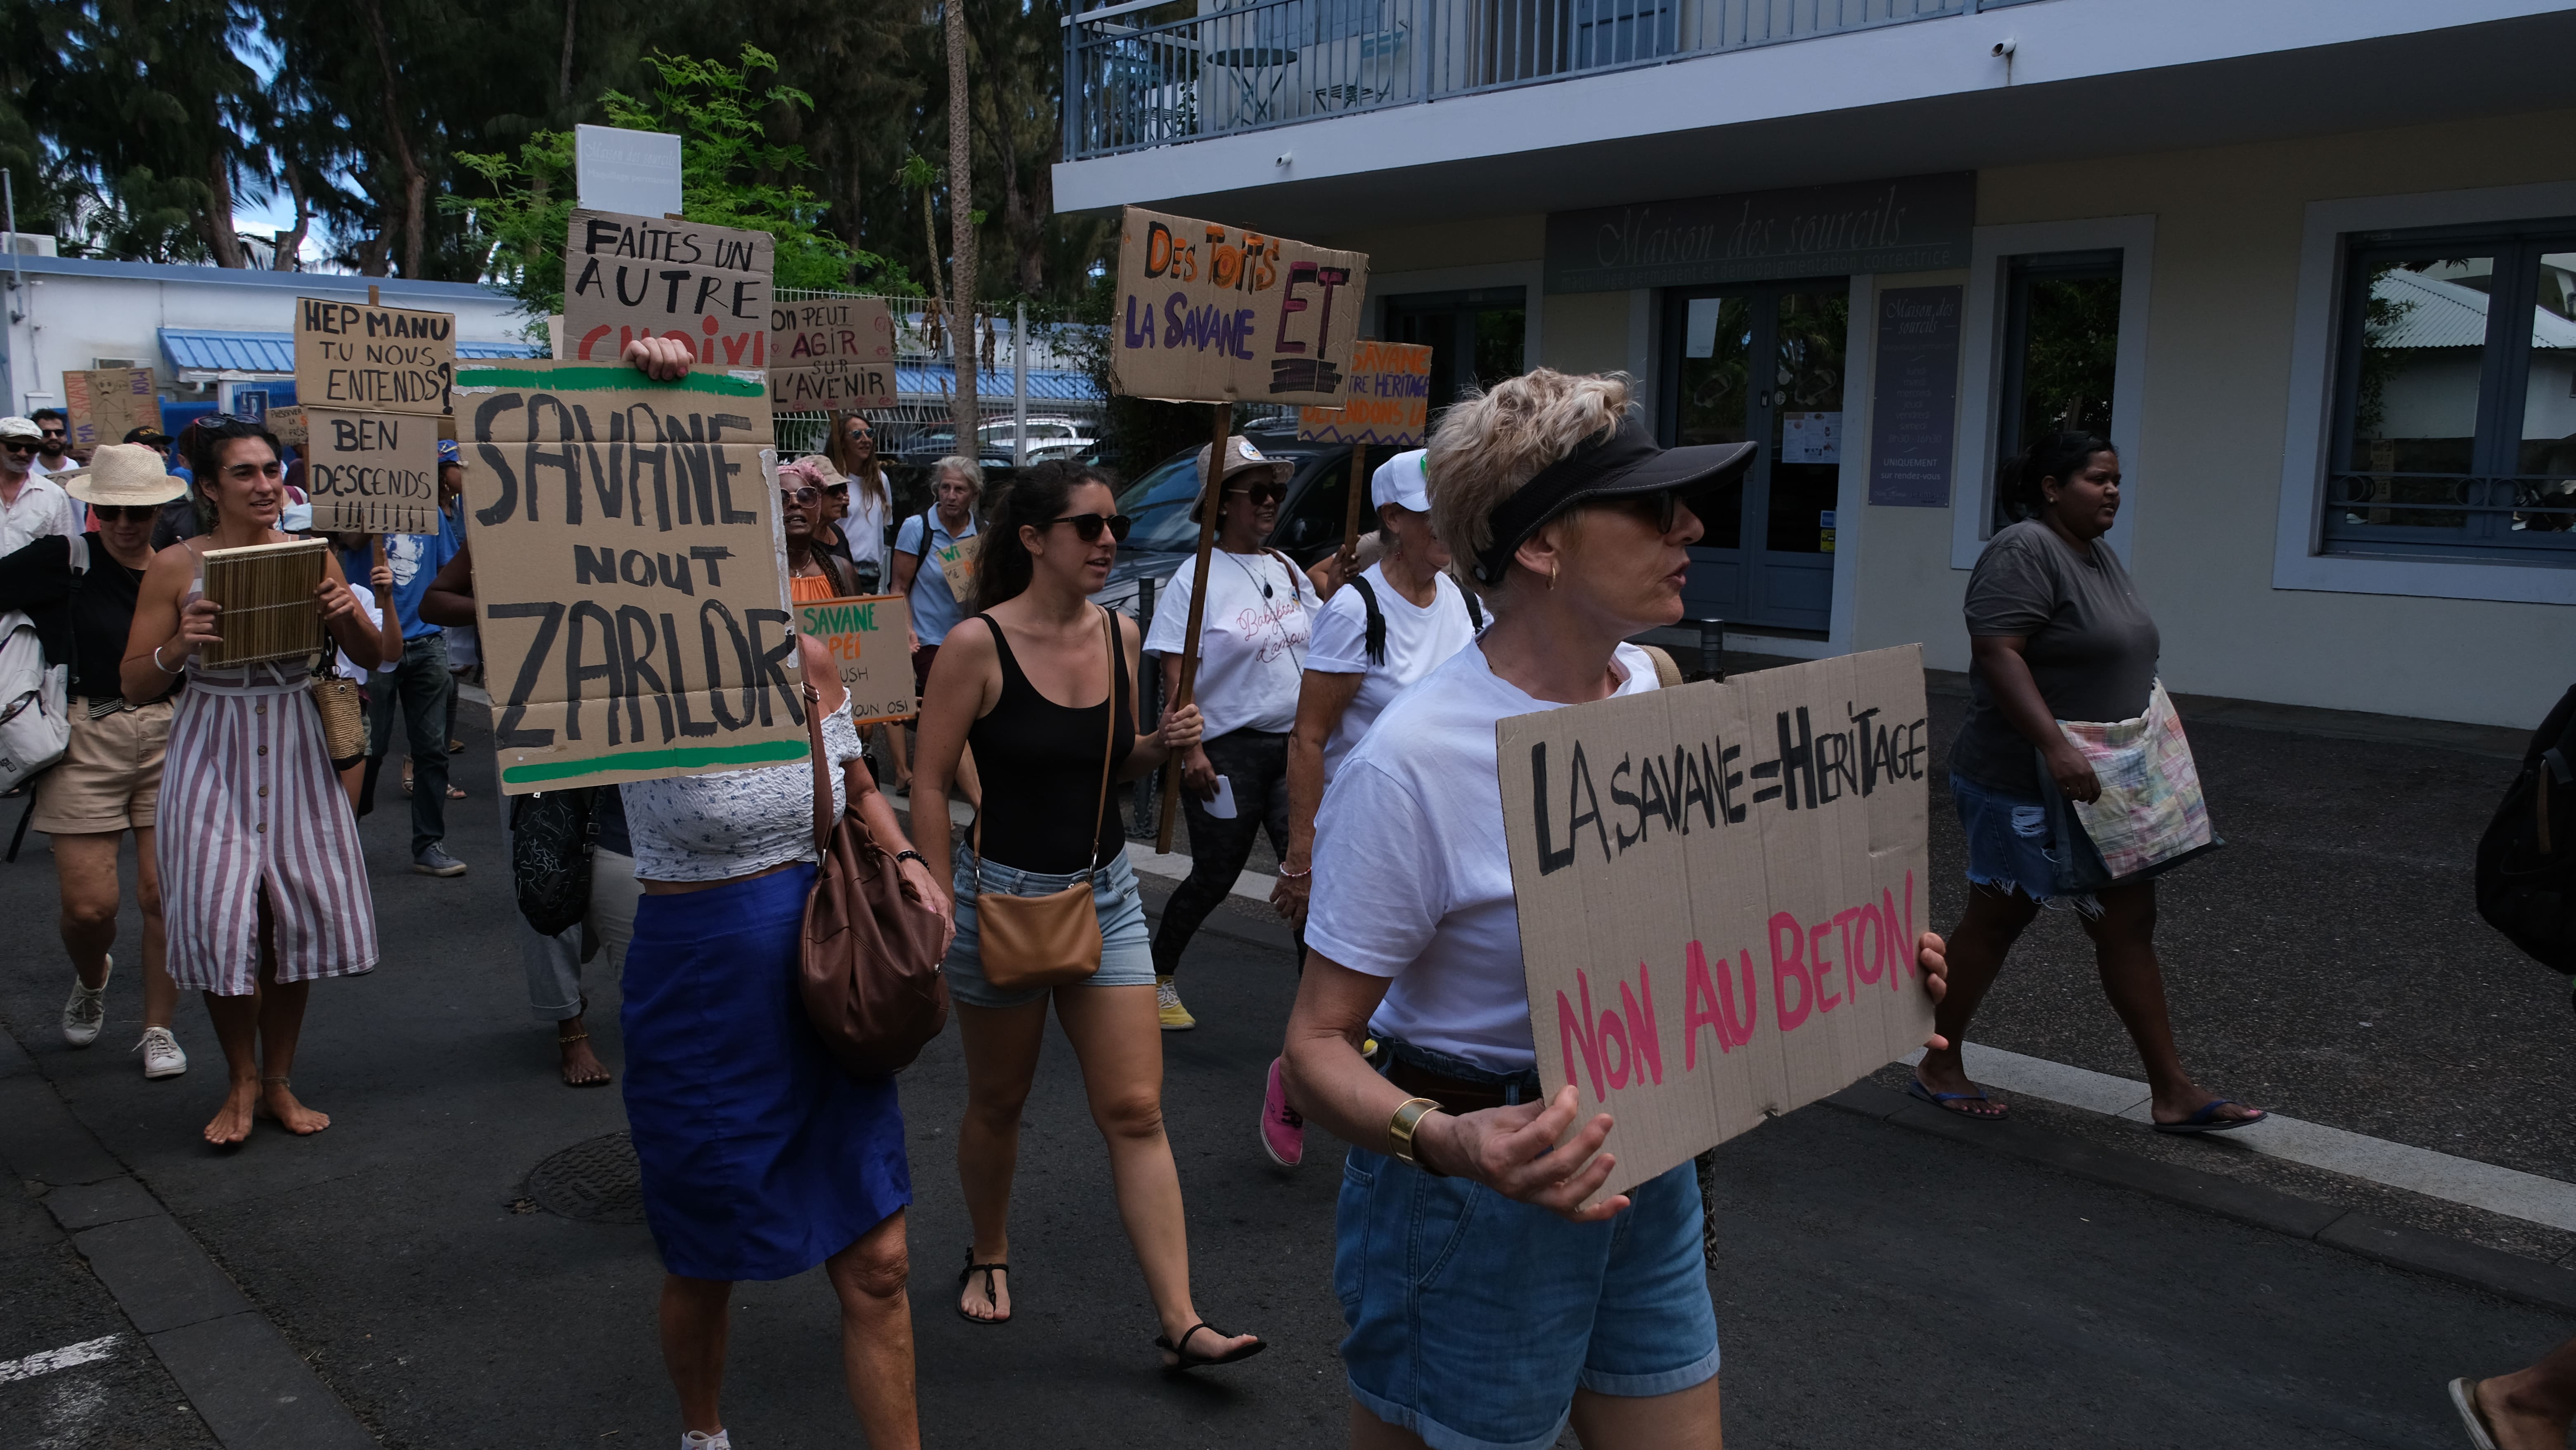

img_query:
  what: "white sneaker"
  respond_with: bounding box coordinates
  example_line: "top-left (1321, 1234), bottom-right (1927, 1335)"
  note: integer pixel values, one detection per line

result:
top-left (62, 956), bottom-right (109, 1047)
top-left (681, 1431), bottom-right (732, 1450)
top-left (134, 1026), bottom-right (187, 1079)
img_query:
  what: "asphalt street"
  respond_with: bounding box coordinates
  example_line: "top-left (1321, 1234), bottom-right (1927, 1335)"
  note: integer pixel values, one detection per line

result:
top-left (0, 682), bottom-right (2569, 1448)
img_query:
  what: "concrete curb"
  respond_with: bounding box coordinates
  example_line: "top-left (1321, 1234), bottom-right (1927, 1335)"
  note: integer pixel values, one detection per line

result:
top-left (1825, 1083), bottom-right (2576, 1317)
top-left (0, 1032), bottom-right (379, 1448)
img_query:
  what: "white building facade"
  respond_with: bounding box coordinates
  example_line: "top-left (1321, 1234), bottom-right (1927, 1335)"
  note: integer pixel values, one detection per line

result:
top-left (1055, 0), bottom-right (2576, 728)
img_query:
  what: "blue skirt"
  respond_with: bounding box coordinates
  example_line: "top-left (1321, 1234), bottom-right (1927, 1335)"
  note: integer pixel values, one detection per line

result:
top-left (621, 864), bottom-right (911, 1281)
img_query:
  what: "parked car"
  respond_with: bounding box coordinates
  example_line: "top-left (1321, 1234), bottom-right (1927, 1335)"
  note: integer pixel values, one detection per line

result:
top-left (896, 415), bottom-right (1099, 474)
top-left (1091, 418), bottom-right (1358, 616)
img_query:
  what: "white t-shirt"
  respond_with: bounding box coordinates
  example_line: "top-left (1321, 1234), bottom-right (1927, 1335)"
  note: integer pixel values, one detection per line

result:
top-left (1305, 640), bottom-right (1662, 1071)
top-left (29, 454), bottom-right (76, 479)
top-left (1305, 562), bottom-right (1482, 783)
top-left (334, 583), bottom-right (401, 680)
top-left (0, 473), bottom-right (84, 554)
top-left (1141, 547), bottom-right (1312, 738)
top-left (843, 474), bottom-right (891, 578)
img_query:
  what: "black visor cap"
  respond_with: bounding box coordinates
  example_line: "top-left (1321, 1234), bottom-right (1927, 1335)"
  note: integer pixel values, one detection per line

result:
top-left (1470, 419), bottom-right (1756, 584)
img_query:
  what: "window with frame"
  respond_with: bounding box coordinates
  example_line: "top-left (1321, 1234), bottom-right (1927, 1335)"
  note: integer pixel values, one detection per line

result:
top-left (1991, 249), bottom-right (2121, 534)
top-left (2324, 220), bottom-right (2576, 564)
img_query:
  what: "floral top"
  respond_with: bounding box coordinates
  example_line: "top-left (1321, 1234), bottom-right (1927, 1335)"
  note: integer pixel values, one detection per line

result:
top-left (621, 697), bottom-right (869, 882)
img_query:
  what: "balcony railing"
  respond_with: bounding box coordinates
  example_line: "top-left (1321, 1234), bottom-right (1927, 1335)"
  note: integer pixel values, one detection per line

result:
top-left (1065, 0), bottom-right (1972, 161)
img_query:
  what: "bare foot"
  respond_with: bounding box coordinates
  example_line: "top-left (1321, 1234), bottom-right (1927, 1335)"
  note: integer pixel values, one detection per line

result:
top-left (204, 1080), bottom-right (257, 1146)
top-left (254, 1079), bottom-right (331, 1135)
top-left (1157, 1320), bottom-right (1262, 1368)
top-left (2474, 1373), bottom-right (2574, 1450)
top-left (959, 1258), bottom-right (1011, 1323)
top-left (559, 1025), bottom-right (612, 1087)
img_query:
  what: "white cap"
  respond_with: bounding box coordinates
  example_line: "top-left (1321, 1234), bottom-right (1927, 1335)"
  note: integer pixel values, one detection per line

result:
top-left (0, 415), bottom-right (40, 442)
top-left (1371, 448), bottom-right (1430, 514)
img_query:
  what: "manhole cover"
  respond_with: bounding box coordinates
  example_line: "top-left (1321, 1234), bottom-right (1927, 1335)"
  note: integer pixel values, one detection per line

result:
top-left (524, 1132), bottom-right (646, 1224)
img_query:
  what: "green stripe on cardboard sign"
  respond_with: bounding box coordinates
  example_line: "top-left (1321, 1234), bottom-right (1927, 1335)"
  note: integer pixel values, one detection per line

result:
top-left (502, 738), bottom-right (808, 785)
top-left (454, 365), bottom-right (768, 398)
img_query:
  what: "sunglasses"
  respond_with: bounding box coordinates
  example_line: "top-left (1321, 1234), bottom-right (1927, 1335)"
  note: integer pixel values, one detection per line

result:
top-left (1225, 482), bottom-right (1286, 506)
top-left (823, 481), bottom-right (848, 495)
top-left (93, 504), bottom-right (158, 522)
top-left (38, 426), bottom-right (65, 438)
top-left (1, 439), bottom-right (36, 453)
top-left (779, 485), bottom-right (820, 505)
top-left (1048, 512), bottom-right (1131, 542)
top-left (1608, 488), bottom-right (1692, 535)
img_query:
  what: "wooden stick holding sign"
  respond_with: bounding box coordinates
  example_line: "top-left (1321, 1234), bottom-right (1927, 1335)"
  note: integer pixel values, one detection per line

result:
top-left (1154, 402), bottom-right (1237, 854)
top-left (1334, 443), bottom-right (1370, 594)
top-left (1106, 205), bottom-right (1370, 850)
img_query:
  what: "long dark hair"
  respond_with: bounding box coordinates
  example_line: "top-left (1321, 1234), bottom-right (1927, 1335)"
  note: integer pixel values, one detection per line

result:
top-left (185, 416), bottom-right (283, 488)
top-left (973, 460), bottom-right (1119, 613)
top-left (1998, 431), bottom-right (2114, 522)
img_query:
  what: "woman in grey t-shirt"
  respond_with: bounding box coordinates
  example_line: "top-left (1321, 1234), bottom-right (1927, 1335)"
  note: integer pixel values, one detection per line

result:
top-left (1911, 432), bottom-right (2263, 1135)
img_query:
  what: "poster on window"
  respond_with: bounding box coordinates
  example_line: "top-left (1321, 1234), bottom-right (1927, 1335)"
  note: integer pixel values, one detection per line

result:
top-left (1866, 287), bottom-right (1960, 507)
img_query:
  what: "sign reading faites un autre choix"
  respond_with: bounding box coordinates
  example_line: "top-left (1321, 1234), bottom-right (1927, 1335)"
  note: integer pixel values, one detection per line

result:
top-left (1499, 645), bottom-right (1938, 1206)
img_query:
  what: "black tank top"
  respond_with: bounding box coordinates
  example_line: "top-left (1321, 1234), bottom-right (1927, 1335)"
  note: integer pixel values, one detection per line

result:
top-left (966, 611), bottom-right (1134, 874)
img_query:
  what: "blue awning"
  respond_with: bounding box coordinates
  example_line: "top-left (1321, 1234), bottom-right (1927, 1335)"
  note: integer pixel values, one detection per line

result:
top-left (159, 328), bottom-right (543, 377)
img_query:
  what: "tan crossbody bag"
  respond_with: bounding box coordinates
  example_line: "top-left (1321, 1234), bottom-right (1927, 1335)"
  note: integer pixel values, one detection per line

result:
top-left (970, 606), bottom-right (1120, 994)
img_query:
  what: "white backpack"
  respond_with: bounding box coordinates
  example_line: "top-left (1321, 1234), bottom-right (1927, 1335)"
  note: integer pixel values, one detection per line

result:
top-left (0, 535), bottom-right (82, 793)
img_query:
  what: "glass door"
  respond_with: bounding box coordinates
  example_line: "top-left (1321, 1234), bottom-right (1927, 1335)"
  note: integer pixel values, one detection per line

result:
top-left (1662, 280), bottom-right (1848, 633)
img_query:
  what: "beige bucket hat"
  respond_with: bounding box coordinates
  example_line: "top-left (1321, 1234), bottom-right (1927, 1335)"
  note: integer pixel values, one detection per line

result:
top-left (53, 443), bottom-right (187, 508)
top-left (1193, 434), bottom-right (1295, 492)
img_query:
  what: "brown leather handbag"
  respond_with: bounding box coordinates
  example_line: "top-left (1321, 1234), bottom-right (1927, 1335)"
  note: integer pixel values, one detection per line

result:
top-left (798, 692), bottom-right (952, 1078)
top-left (971, 606), bottom-right (1120, 994)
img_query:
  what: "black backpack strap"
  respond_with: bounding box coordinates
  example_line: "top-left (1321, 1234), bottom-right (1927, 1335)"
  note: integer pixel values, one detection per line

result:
top-left (1462, 585), bottom-right (1483, 631)
top-left (1350, 573), bottom-right (1387, 666)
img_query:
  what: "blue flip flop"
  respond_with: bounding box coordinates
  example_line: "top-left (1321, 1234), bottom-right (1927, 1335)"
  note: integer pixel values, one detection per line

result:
top-left (1906, 1076), bottom-right (2007, 1120)
top-left (2153, 1099), bottom-right (2265, 1134)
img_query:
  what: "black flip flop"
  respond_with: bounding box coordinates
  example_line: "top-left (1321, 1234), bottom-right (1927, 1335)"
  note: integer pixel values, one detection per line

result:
top-left (955, 1249), bottom-right (1009, 1326)
top-left (1906, 1076), bottom-right (2007, 1120)
top-left (1155, 1322), bottom-right (1266, 1370)
top-left (2153, 1099), bottom-right (2264, 1134)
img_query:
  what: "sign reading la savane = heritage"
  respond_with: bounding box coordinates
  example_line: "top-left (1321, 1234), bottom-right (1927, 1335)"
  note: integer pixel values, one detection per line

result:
top-left (453, 361), bottom-right (801, 794)
top-left (1499, 645), bottom-right (1936, 1205)
top-left (1110, 206), bottom-right (1369, 407)
top-left (1297, 339), bottom-right (1432, 446)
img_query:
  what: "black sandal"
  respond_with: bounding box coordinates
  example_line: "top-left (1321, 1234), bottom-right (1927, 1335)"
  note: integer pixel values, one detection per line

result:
top-left (955, 1249), bottom-right (1009, 1326)
top-left (1155, 1322), bottom-right (1266, 1370)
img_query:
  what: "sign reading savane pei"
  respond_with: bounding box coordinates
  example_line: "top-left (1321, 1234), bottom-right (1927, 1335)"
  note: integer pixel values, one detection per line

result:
top-left (1297, 339), bottom-right (1432, 445)
top-left (1499, 645), bottom-right (1936, 1205)
top-left (793, 593), bottom-right (915, 726)
top-left (1110, 206), bottom-right (1368, 406)
top-left (295, 297), bottom-right (457, 533)
top-left (768, 294), bottom-right (897, 412)
top-left (563, 209), bottom-right (774, 367)
top-left (454, 362), bottom-right (802, 794)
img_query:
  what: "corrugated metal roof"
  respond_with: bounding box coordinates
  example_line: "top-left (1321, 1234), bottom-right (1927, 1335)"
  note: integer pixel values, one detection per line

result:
top-left (2373, 270), bottom-right (2576, 350)
top-left (159, 328), bottom-right (542, 376)
top-left (897, 363), bottom-right (1099, 402)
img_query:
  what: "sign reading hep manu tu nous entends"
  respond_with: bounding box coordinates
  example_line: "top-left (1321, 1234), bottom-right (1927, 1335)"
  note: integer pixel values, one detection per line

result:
top-left (1499, 645), bottom-right (1936, 1205)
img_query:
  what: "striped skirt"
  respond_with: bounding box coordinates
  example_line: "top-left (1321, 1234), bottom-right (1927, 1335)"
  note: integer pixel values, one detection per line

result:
top-left (159, 664), bottom-right (378, 996)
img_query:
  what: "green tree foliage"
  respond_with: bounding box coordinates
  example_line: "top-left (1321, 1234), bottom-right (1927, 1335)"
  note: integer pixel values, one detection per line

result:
top-left (445, 45), bottom-right (904, 336)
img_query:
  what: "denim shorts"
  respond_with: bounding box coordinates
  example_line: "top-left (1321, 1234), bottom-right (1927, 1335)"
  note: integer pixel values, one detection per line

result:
top-left (942, 845), bottom-right (1156, 1008)
top-left (1951, 771), bottom-right (2092, 911)
top-left (1335, 1151), bottom-right (1719, 1450)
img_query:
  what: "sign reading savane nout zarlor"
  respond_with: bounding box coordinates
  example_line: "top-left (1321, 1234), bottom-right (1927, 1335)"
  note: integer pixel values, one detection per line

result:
top-left (1296, 339), bottom-right (1432, 446)
top-left (1498, 644), bottom-right (1936, 1205)
top-left (768, 294), bottom-right (897, 412)
top-left (295, 297), bottom-right (457, 533)
top-left (1110, 206), bottom-right (1369, 407)
top-left (453, 361), bottom-right (803, 795)
top-left (562, 209), bottom-right (775, 366)
top-left (794, 593), bottom-right (914, 727)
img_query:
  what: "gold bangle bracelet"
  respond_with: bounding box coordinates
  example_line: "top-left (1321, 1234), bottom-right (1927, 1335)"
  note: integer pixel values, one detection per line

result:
top-left (1387, 1096), bottom-right (1447, 1176)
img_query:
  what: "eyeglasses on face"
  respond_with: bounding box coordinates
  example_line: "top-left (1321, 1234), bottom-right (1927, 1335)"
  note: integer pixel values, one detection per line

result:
top-left (1225, 481), bottom-right (1286, 506)
top-left (779, 485), bottom-right (820, 505)
top-left (1047, 512), bottom-right (1131, 543)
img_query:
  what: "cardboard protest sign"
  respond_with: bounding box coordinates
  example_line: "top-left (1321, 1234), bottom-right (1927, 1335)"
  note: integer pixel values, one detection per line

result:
top-left (1498, 645), bottom-right (1935, 1204)
top-left (294, 298), bottom-right (455, 414)
top-left (793, 594), bottom-right (915, 725)
top-left (933, 533), bottom-right (980, 600)
top-left (1110, 206), bottom-right (1369, 406)
top-left (1296, 340), bottom-right (1432, 445)
top-left (563, 209), bottom-right (774, 366)
top-left (62, 367), bottom-right (157, 451)
top-left (269, 407), bottom-right (309, 448)
top-left (303, 411), bottom-right (440, 534)
top-left (769, 295), bottom-right (897, 411)
top-left (453, 361), bottom-right (800, 794)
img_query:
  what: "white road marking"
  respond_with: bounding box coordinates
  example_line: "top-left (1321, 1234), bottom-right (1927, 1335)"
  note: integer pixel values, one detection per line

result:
top-left (1904, 1042), bottom-right (2576, 1232)
top-left (0, 1334), bottom-right (121, 1385)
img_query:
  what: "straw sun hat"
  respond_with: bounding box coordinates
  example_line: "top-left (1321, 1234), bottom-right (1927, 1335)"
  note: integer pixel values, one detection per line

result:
top-left (52, 443), bottom-right (187, 509)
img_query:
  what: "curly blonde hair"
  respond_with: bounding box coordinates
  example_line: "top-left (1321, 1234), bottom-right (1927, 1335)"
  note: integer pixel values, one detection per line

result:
top-left (1427, 370), bottom-right (1635, 596)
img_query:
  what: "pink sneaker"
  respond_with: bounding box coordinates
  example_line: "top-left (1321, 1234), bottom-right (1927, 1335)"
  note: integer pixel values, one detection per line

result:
top-left (1259, 1058), bottom-right (1306, 1168)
